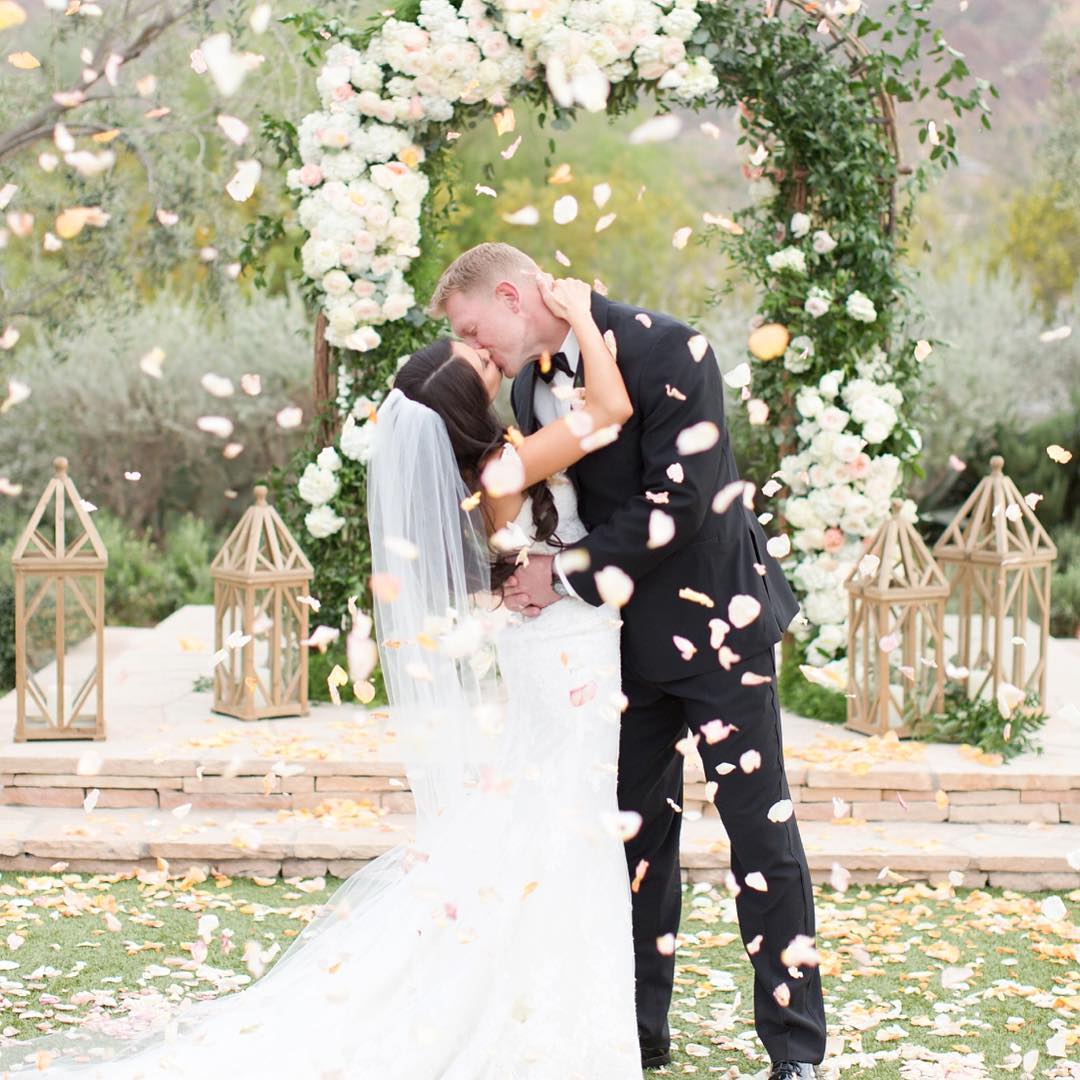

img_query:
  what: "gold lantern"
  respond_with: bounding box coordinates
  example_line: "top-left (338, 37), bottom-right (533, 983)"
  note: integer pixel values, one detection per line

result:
top-left (210, 485), bottom-right (314, 720)
top-left (845, 500), bottom-right (950, 737)
top-left (11, 457), bottom-right (108, 741)
top-left (932, 455), bottom-right (1056, 705)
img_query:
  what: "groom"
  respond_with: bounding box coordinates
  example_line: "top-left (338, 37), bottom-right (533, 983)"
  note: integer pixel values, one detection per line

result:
top-left (430, 243), bottom-right (827, 1079)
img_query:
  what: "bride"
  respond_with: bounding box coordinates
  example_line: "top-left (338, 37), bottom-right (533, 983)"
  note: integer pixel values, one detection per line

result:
top-left (1, 277), bottom-right (647, 1078)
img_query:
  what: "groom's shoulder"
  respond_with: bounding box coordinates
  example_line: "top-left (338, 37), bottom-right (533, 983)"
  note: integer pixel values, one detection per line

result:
top-left (603, 295), bottom-right (698, 351)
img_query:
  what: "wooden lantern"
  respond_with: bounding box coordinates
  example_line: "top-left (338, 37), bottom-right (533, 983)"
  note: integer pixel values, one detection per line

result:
top-left (210, 485), bottom-right (314, 720)
top-left (11, 457), bottom-right (108, 741)
top-left (932, 455), bottom-right (1056, 705)
top-left (844, 500), bottom-right (950, 737)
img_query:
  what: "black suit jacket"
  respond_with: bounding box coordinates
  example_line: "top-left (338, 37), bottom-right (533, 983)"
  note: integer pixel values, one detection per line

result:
top-left (511, 292), bottom-right (800, 683)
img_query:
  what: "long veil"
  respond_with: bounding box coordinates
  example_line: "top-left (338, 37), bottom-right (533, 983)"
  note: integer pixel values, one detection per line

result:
top-left (0, 388), bottom-right (518, 1076)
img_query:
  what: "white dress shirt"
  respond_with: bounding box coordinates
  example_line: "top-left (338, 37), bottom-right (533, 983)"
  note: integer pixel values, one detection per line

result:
top-left (532, 327), bottom-right (583, 599)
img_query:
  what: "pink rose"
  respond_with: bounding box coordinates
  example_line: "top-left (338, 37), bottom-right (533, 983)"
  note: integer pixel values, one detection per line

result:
top-left (352, 280), bottom-right (377, 298)
top-left (353, 230), bottom-right (376, 253)
top-left (298, 163), bottom-right (324, 187)
top-left (331, 84), bottom-right (355, 102)
top-left (848, 453), bottom-right (871, 479)
top-left (823, 528), bottom-right (845, 553)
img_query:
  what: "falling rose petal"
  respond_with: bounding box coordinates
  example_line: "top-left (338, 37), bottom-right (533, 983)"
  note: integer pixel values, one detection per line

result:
top-left (200, 32), bottom-right (264, 96)
top-left (708, 618), bottom-right (730, 649)
top-left (385, 536), bottom-right (419, 560)
top-left (833, 796), bottom-right (851, 818)
top-left (635, 313), bottom-right (652, 329)
top-left (766, 534), bottom-right (791, 559)
top-left (225, 159), bottom-right (261, 202)
top-left (656, 933), bottom-right (676, 956)
top-left (686, 334), bottom-right (709, 362)
top-left (500, 136), bottom-right (522, 161)
top-left (297, 594), bottom-right (322, 613)
top-left (369, 572), bottom-right (401, 603)
top-left (1038, 325), bottom-right (1072, 344)
top-left (878, 633), bottom-right (900, 653)
top-left (666, 462), bottom-right (685, 484)
top-left (629, 114), bottom-right (682, 145)
top-left (7, 50), bottom-right (40, 70)
top-left (1046, 444), bottom-right (1073, 464)
top-left (724, 362), bottom-right (751, 388)
top-left (744, 871), bottom-right (768, 891)
top-left (678, 587), bottom-right (714, 608)
top-left (728, 594), bottom-right (761, 629)
top-left (676, 421), bottom-right (719, 456)
top-left (302, 625), bottom-right (340, 653)
top-left (631, 859), bottom-right (649, 893)
top-left (740, 749), bottom-right (762, 773)
top-left (200, 373), bottom-right (234, 397)
top-left (492, 106), bottom-right (516, 135)
top-left (83, 789), bottom-right (100, 813)
top-left (713, 480), bottom-right (753, 514)
top-left (672, 226), bottom-right (692, 249)
top-left (595, 212), bottom-right (617, 232)
top-left (481, 449), bottom-right (525, 497)
top-left (830, 862), bottom-right (851, 893)
top-left (474, 183), bottom-right (497, 198)
top-left (741, 671), bottom-right (772, 686)
top-left (216, 114), bottom-right (250, 144)
top-left (123, 471), bottom-right (140, 481)
top-left (196, 415), bottom-right (233, 438)
top-left (500, 205), bottom-right (540, 227)
top-left (239, 372), bottom-right (261, 395)
top-left (914, 339), bottom-right (933, 362)
top-left (602, 810), bottom-right (643, 841)
top-left (224, 630), bottom-right (252, 649)
top-left (701, 719), bottom-right (737, 744)
top-left (768, 798), bottom-right (794, 823)
top-left (570, 682), bottom-right (597, 707)
top-left (555, 250), bottom-right (571, 267)
top-left (665, 384), bottom-right (687, 401)
top-left (673, 635), bottom-right (697, 661)
top-left (595, 565), bottom-right (633, 608)
top-left (702, 211), bottom-right (745, 235)
top-left (593, 182), bottom-right (612, 208)
top-left (716, 761), bottom-right (736, 776)
top-left (249, 2), bottom-right (271, 33)
top-left (1024, 491), bottom-right (1043, 511)
top-left (553, 195), bottom-right (578, 224)
top-left (647, 509), bottom-right (675, 549)
top-left (0, 478), bottom-right (22, 496)
top-left (43, 231), bottom-right (61, 252)
top-left (718, 646), bottom-right (741, 670)
top-left (700, 121), bottom-right (721, 139)
top-left (749, 143), bottom-right (769, 166)
top-left (773, 983), bottom-right (791, 1007)
top-left (1041, 895), bottom-right (1067, 922)
top-left (675, 733), bottom-right (700, 757)
top-left (223, 442), bottom-right (244, 459)
top-left (858, 554), bottom-right (881, 579)
top-left (746, 398), bottom-right (769, 425)
top-left (276, 404), bottom-right (303, 428)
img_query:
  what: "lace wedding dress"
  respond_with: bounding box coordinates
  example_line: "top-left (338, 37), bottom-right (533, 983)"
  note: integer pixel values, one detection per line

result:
top-left (4, 468), bottom-right (642, 1080)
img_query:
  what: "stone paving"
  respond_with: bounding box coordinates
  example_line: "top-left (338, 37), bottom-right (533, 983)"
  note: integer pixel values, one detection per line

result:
top-left (0, 606), bottom-right (1077, 889)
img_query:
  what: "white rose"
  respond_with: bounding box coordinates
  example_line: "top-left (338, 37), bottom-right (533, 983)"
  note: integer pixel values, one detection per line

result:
top-left (846, 290), bottom-right (877, 323)
top-left (790, 212), bottom-right (811, 238)
top-left (832, 433), bottom-right (865, 463)
top-left (804, 287), bottom-right (831, 318)
top-left (298, 462), bottom-right (340, 506)
top-left (812, 230), bottom-right (837, 254)
top-left (322, 269), bottom-right (352, 298)
top-left (796, 390), bottom-right (824, 418)
top-left (818, 370), bottom-right (843, 399)
top-left (305, 504), bottom-right (346, 539)
top-left (784, 335), bottom-right (814, 374)
top-left (339, 413), bottom-right (376, 463)
top-left (316, 446), bottom-right (342, 471)
top-left (766, 246), bottom-right (807, 274)
top-left (803, 589), bottom-right (847, 626)
top-left (817, 405), bottom-right (850, 433)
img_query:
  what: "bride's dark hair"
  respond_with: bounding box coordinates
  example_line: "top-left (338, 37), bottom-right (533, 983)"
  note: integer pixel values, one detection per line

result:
top-left (393, 337), bottom-right (564, 588)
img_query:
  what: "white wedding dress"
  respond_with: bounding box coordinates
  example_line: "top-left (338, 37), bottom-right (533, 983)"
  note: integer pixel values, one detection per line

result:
top-left (5, 470), bottom-right (643, 1080)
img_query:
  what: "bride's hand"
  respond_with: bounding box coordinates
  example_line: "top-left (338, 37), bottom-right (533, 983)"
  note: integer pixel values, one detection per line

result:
top-left (536, 273), bottom-right (593, 323)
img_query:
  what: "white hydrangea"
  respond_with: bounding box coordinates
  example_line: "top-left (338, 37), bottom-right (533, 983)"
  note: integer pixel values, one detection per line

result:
top-left (846, 290), bottom-right (878, 323)
top-left (298, 463), bottom-right (340, 506)
top-left (316, 446), bottom-right (342, 471)
top-left (766, 246), bottom-right (807, 274)
top-left (305, 504), bottom-right (347, 539)
top-left (339, 413), bottom-right (377, 463)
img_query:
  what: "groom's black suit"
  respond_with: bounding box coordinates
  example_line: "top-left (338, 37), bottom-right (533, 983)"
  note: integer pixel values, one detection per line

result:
top-left (511, 292), bottom-right (827, 1065)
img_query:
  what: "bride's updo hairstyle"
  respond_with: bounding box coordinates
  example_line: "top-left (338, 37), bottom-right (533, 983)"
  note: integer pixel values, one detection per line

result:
top-left (394, 337), bottom-right (564, 586)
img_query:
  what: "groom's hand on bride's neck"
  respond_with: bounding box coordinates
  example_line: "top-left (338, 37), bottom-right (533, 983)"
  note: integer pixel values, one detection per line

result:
top-left (504, 554), bottom-right (560, 618)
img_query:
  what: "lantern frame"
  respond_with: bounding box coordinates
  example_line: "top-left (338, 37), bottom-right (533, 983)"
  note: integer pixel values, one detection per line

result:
top-left (10, 457), bottom-right (108, 741)
top-left (210, 485), bottom-right (314, 720)
top-left (844, 500), bottom-right (950, 737)
top-left (932, 455), bottom-right (1056, 705)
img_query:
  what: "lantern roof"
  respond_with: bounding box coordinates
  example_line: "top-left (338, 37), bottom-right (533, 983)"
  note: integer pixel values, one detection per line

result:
top-left (932, 456), bottom-right (1057, 565)
top-left (11, 457), bottom-right (108, 571)
top-left (211, 485), bottom-right (314, 582)
top-left (845, 500), bottom-right (950, 599)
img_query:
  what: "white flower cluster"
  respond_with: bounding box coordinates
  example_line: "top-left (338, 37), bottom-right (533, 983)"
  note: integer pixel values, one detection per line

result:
top-left (295, 401), bottom-right (381, 539)
top-left (776, 366), bottom-right (910, 665)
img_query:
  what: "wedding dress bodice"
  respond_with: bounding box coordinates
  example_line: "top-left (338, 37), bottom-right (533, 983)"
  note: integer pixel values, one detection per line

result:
top-left (509, 471), bottom-right (587, 554)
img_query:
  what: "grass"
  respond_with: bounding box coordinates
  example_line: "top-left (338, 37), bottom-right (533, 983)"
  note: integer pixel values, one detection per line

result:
top-left (0, 870), bottom-right (1075, 1076)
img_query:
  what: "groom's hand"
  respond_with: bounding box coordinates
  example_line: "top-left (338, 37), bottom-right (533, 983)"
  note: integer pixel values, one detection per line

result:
top-left (504, 554), bottom-right (561, 618)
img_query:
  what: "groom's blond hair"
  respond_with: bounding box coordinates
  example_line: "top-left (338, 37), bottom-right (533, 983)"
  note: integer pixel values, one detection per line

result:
top-left (427, 242), bottom-right (540, 317)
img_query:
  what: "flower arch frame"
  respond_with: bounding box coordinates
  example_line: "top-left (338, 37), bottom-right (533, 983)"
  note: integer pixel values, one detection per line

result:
top-left (269, 0), bottom-right (992, 698)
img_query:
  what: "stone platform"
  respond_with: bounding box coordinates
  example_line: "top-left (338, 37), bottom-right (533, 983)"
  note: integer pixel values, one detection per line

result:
top-left (1, 606), bottom-right (1077, 890)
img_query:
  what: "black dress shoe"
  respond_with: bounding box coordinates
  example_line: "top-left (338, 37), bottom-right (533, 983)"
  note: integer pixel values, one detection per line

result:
top-left (641, 1044), bottom-right (671, 1069)
top-left (768, 1062), bottom-right (822, 1080)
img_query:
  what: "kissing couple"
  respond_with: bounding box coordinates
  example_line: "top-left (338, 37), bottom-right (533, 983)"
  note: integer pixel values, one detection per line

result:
top-left (4, 244), bottom-right (826, 1080)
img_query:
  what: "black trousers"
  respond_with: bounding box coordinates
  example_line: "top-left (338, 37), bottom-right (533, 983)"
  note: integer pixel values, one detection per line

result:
top-left (617, 645), bottom-right (827, 1065)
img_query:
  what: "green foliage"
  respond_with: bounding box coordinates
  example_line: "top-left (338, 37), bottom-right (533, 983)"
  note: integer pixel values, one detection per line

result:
top-left (0, 584), bottom-right (14, 694)
top-left (1050, 527), bottom-right (1080, 639)
top-left (778, 640), bottom-right (847, 725)
top-left (909, 684), bottom-right (1047, 762)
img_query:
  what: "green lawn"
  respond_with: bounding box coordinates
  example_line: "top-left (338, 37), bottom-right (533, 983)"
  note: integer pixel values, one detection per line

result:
top-left (0, 869), bottom-right (1075, 1076)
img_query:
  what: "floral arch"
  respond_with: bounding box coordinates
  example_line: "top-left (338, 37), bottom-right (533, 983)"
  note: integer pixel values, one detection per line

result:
top-left (272, 0), bottom-right (990, 699)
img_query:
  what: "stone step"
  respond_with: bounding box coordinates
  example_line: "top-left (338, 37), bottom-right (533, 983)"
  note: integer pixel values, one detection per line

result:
top-left (0, 804), bottom-right (1075, 892)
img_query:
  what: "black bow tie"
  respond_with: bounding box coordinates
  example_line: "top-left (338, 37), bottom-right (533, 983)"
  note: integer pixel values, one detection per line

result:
top-left (537, 350), bottom-right (575, 383)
